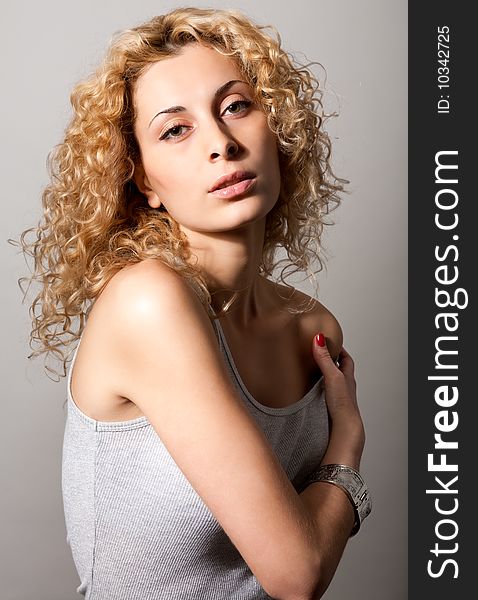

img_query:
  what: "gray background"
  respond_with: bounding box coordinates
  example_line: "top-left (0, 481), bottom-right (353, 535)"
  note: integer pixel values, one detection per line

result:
top-left (1, 1), bottom-right (407, 598)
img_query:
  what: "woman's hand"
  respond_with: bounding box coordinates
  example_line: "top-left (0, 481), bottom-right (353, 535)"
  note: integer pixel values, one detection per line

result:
top-left (311, 333), bottom-right (365, 470)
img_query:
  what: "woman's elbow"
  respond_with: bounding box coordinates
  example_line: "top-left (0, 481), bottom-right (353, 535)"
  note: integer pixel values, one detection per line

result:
top-left (263, 557), bottom-right (323, 600)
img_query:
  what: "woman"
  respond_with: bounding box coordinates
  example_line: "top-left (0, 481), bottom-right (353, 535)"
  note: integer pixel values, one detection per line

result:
top-left (18, 7), bottom-right (370, 599)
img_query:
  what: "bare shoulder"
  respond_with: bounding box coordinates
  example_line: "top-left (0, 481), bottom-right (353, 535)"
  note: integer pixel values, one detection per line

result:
top-left (84, 257), bottom-right (221, 406)
top-left (71, 259), bottom-right (204, 420)
top-left (100, 257), bottom-right (194, 307)
top-left (94, 258), bottom-right (208, 330)
top-left (299, 297), bottom-right (343, 361)
top-left (270, 281), bottom-right (343, 361)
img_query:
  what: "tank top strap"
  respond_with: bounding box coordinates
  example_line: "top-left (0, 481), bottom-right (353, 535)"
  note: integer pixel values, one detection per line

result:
top-left (67, 332), bottom-right (84, 394)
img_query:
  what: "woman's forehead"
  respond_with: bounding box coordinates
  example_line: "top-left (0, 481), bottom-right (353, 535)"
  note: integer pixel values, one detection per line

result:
top-left (134, 44), bottom-right (248, 123)
top-left (136, 45), bottom-right (244, 100)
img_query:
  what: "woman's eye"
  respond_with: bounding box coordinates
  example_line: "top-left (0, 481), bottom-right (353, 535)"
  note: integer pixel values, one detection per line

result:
top-left (160, 124), bottom-right (188, 140)
top-left (223, 100), bottom-right (252, 116)
top-left (159, 101), bottom-right (251, 140)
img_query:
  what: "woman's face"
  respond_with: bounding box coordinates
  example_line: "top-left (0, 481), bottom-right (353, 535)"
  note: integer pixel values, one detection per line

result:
top-left (133, 43), bottom-right (281, 234)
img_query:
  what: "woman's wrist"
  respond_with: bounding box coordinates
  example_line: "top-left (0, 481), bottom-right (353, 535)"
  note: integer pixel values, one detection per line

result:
top-left (322, 422), bottom-right (365, 471)
top-left (299, 464), bottom-right (372, 536)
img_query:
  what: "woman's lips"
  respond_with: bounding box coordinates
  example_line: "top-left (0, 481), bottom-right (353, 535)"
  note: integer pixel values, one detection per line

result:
top-left (209, 177), bottom-right (257, 199)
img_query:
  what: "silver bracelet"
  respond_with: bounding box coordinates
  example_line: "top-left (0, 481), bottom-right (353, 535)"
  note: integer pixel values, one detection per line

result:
top-left (298, 464), bottom-right (372, 536)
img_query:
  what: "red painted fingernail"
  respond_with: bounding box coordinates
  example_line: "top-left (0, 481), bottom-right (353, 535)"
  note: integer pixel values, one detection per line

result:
top-left (315, 333), bottom-right (325, 347)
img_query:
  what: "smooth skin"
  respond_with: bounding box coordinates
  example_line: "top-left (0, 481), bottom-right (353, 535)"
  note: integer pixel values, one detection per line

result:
top-left (70, 43), bottom-right (365, 599)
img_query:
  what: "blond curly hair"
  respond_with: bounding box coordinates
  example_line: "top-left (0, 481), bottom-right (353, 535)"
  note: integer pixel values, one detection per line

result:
top-left (13, 7), bottom-right (347, 378)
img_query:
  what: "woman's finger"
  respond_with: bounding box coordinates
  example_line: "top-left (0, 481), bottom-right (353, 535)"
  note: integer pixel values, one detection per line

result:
top-left (336, 347), bottom-right (355, 379)
top-left (311, 332), bottom-right (340, 377)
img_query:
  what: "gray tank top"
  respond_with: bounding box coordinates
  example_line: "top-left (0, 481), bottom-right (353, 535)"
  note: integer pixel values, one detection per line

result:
top-left (62, 316), bottom-right (329, 599)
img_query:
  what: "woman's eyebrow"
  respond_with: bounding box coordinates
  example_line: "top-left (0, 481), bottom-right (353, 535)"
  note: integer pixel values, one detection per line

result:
top-left (147, 79), bottom-right (248, 128)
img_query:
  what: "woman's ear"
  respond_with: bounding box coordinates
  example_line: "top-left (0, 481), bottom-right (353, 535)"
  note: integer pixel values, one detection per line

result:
top-left (133, 163), bottom-right (162, 209)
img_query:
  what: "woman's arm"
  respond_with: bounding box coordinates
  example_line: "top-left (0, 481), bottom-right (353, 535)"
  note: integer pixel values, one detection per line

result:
top-left (298, 341), bottom-right (366, 598)
top-left (100, 260), bottom-right (363, 600)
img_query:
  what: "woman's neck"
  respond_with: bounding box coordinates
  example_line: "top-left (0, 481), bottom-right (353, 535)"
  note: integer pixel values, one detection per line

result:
top-left (180, 217), bottom-right (270, 328)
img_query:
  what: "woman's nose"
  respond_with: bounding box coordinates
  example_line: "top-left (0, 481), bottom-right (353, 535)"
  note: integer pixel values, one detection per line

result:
top-left (207, 123), bottom-right (239, 161)
top-left (210, 139), bottom-right (239, 161)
